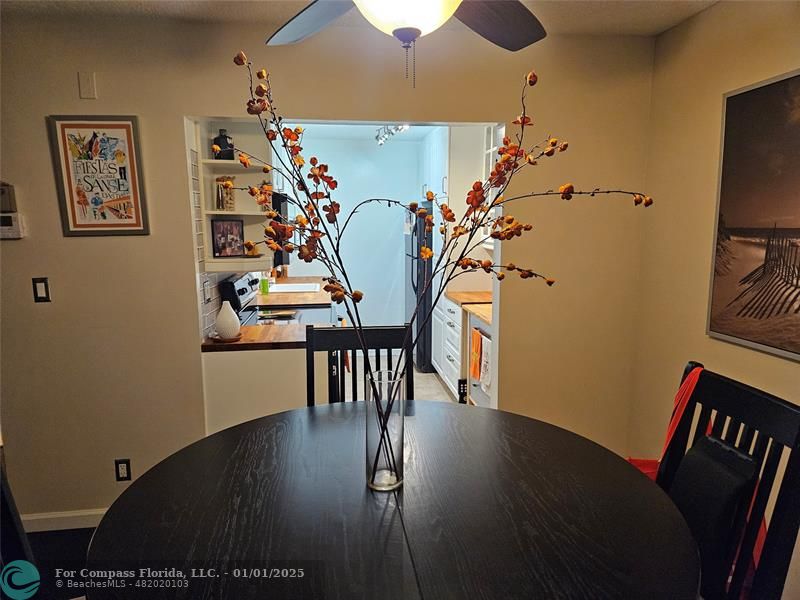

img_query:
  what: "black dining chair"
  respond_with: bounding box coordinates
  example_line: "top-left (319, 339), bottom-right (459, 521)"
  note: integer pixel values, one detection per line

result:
top-left (305, 324), bottom-right (414, 406)
top-left (1, 445), bottom-right (35, 567)
top-left (657, 361), bottom-right (800, 600)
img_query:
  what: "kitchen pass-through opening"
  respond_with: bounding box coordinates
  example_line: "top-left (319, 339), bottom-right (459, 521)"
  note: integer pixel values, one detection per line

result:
top-left (185, 117), bottom-right (503, 408)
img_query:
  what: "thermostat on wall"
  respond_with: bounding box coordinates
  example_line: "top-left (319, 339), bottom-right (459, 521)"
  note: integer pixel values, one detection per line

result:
top-left (0, 181), bottom-right (17, 213)
top-left (0, 213), bottom-right (25, 239)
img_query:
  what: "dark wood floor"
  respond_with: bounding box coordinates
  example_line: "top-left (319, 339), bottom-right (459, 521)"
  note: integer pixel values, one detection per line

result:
top-left (28, 528), bottom-right (93, 600)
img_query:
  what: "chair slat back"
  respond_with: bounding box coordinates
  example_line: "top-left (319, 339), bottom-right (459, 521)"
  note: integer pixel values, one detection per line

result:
top-left (305, 325), bottom-right (414, 406)
top-left (657, 362), bottom-right (800, 600)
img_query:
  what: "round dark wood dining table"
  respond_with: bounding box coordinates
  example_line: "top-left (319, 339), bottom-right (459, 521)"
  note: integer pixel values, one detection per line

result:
top-left (87, 401), bottom-right (699, 599)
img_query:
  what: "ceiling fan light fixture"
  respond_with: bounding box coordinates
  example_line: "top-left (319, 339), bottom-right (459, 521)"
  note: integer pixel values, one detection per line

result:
top-left (353, 0), bottom-right (463, 40)
top-left (267, 0), bottom-right (547, 57)
top-left (392, 27), bottom-right (422, 47)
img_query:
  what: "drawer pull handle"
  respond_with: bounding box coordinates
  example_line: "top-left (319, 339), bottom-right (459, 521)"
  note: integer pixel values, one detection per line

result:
top-left (447, 321), bottom-right (455, 328)
top-left (446, 354), bottom-right (455, 363)
top-left (447, 308), bottom-right (456, 315)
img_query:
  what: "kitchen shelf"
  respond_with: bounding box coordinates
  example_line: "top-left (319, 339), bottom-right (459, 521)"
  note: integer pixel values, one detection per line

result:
top-left (189, 121), bottom-right (276, 280)
top-left (205, 210), bottom-right (268, 217)
top-left (204, 256), bottom-right (270, 273)
top-left (201, 159), bottom-right (241, 168)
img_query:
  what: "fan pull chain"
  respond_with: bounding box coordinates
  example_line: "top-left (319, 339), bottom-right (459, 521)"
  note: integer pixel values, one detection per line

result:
top-left (400, 40), bottom-right (416, 88)
top-left (412, 40), bottom-right (416, 89)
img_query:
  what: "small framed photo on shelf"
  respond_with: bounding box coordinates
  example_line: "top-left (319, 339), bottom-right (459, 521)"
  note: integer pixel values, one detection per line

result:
top-left (211, 218), bottom-right (245, 258)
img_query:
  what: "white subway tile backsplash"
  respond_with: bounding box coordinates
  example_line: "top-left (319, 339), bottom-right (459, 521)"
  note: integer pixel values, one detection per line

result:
top-left (198, 272), bottom-right (235, 338)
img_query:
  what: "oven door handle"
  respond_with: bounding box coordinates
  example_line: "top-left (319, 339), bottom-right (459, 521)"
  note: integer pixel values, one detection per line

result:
top-left (239, 305), bottom-right (258, 326)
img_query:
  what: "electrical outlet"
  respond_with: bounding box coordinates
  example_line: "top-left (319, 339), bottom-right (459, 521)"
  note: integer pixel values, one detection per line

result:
top-left (458, 379), bottom-right (468, 404)
top-left (115, 458), bottom-right (131, 481)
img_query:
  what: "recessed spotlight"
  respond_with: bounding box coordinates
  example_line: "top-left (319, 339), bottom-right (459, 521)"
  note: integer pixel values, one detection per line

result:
top-left (375, 124), bottom-right (411, 146)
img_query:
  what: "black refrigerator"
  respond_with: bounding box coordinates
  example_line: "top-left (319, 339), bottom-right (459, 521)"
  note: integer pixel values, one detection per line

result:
top-left (271, 192), bottom-right (290, 268)
top-left (404, 200), bottom-right (434, 372)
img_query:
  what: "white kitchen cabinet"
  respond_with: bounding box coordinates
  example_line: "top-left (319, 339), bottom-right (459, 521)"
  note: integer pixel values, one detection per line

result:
top-left (420, 134), bottom-right (431, 200)
top-left (480, 124), bottom-right (505, 252)
top-left (443, 311), bottom-right (461, 352)
top-left (431, 307), bottom-right (445, 376)
top-left (432, 295), bottom-right (463, 399)
top-left (421, 126), bottom-right (449, 200)
top-left (441, 297), bottom-right (460, 321)
top-left (430, 127), bottom-right (449, 198)
top-left (442, 336), bottom-right (461, 394)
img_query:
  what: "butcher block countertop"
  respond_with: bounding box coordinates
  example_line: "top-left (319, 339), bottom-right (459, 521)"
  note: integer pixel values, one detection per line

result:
top-left (203, 324), bottom-right (309, 352)
top-left (444, 290), bottom-right (492, 305)
top-left (463, 302), bottom-right (493, 326)
top-left (253, 276), bottom-right (331, 308)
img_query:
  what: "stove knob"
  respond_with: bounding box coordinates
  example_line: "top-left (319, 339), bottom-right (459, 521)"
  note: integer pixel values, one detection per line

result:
top-left (237, 288), bottom-right (247, 296)
top-left (248, 278), bottom-right (259, 286)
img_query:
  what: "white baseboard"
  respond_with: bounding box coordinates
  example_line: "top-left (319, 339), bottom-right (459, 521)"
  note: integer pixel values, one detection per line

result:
top-left (22, 508), bottom-right (107, 532)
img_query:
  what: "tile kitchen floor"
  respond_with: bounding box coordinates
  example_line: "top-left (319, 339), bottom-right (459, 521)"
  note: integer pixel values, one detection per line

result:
top-left (413, 367), bottom-right (453, 402)
top-left (343, 355), bottom-right (453, 402)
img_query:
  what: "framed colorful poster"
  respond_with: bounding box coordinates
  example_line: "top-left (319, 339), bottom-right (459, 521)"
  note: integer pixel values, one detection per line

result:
top-left (707, 71), bottom-right (800, 361)
top-left (47, 115), bottom-right (149, 236)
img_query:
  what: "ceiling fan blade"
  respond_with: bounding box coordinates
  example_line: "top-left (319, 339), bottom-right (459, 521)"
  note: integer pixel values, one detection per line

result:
top-left (454, 0), bottom-right (546, 51)
top-left (266, 0), bottom-right (354, 46)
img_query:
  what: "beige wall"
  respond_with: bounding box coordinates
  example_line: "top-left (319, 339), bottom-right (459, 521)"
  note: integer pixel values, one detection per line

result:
top-left (496, 41), bottom-right (654, 455)
top-left (628, 2), bottom-right (800, 593)
top-left (629, 0), bottom-right (800, 455)
top-left (1, 12), bottom-right (654, 514)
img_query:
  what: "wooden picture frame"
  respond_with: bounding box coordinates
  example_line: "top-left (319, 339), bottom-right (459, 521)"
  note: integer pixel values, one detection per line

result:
top-left (706, 70), bottom-right (800, 361)
top-left (211, 218), bottom-right (245, 258)
top-left (47, 115), bottom-right (149, 236)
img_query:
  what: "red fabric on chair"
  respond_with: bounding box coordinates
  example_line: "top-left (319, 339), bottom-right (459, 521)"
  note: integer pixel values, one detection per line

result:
top-left (627, 366), bottom-right (704, 477)
top-left (627, 458), bottom-right (659, 481)
top-left (660, 366), bottom-right (705, 459)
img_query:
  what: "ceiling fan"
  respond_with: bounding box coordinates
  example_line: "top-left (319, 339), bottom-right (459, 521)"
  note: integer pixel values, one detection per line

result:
top-left (266, 0), bottom-right (547, 52)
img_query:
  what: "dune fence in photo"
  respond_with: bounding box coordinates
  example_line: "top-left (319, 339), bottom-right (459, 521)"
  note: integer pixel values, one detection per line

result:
top-left (729, 227), bottom-right (800, 319)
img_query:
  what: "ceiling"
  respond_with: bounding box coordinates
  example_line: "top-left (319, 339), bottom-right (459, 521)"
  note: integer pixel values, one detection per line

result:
top-left (2, 1), bottom-right (717, 37)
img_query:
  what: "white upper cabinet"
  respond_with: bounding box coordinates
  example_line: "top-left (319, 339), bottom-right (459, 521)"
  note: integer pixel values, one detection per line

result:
top-left (479, 124), bottom-right (505, 252)
top-left (422, 126), bottom-right (449, 200)
top-left (430, 126), bottom-right (449, 198)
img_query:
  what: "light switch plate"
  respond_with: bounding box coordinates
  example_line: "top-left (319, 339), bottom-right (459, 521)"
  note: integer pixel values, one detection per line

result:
top-left (32, 277), bottom-right (51, 302)
top-left (78, 71), bottom-right (97, 99)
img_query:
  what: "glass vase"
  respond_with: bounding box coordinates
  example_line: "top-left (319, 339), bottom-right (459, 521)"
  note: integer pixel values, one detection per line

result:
top-left (366, 370), bottom-right (404, 492)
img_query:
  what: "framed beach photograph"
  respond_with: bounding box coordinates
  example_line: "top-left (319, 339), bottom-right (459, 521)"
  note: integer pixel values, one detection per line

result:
top-left (211, 218), bottom-right (245, 258)
top-left (47, 115), bottom-right (149, 236)
top-left (707, 70), bottom-right (800, 361)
